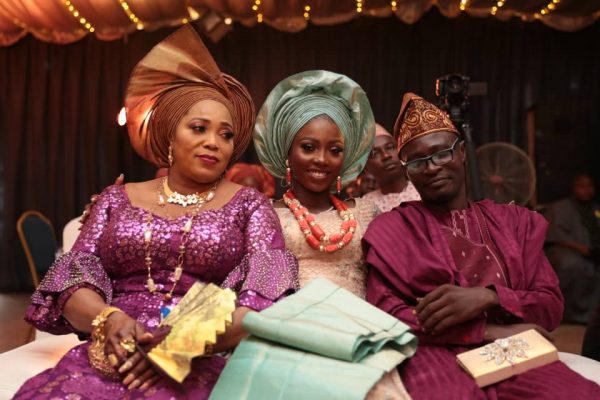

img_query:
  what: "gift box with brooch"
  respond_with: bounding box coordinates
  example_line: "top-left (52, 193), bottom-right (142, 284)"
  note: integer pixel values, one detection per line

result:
top-left (457, 329), bottom-right (559, 387)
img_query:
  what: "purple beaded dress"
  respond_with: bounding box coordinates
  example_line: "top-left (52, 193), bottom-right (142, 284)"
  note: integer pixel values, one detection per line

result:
top-left (14, 185), bottom-right (299, 399)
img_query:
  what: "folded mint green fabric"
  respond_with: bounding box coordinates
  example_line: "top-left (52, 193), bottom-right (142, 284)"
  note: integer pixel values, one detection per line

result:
top-left (210, 278), bottom-right (416, 399)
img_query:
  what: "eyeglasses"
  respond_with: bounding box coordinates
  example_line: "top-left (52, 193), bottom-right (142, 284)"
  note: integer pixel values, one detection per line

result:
top-left (401, 137), bottom-right (461, 174)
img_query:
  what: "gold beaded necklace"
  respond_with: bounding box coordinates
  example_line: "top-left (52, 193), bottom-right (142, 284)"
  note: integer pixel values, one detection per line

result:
top-left (143, 179), bottom-right (218, 302)
top-left (162, 177), bottom-right (215, 207)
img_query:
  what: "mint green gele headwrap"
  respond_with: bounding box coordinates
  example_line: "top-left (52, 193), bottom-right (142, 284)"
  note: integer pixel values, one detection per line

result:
top-left (253, 70), bottom-right (375, 188)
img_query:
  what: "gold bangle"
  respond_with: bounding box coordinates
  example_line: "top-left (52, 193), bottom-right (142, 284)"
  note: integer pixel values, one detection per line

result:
top-left (92, 306), bottom-right (123, 328)
top-left (88, 306), bottom-right (123, 378)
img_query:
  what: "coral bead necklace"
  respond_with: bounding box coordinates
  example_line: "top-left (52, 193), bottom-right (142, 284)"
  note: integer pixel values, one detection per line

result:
top-left (283, 189), bottom-right (357, 253)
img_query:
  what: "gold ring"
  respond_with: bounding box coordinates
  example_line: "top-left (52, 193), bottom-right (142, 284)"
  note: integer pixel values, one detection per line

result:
top-left (119, 338), bottom-right (136, 353)
top-left (108, 353), bottom-right (119, 367)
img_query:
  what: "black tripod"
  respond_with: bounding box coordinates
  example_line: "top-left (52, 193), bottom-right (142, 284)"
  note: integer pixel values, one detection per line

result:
top-left (436, 74), bottom-right (484, 201)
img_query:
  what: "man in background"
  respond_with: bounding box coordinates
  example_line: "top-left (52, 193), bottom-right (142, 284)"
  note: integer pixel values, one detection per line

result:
top-left (545, 173), bottom-right (600, 323)
top-left (362, 124), bottom-right (420, 212)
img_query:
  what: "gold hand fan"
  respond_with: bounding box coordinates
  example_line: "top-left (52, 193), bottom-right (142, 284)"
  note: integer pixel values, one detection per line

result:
top-left (139, 282), bottom-right (237, 383)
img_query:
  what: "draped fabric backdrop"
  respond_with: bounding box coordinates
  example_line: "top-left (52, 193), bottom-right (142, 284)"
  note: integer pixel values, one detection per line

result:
top-left (1, 9), bottom-right (599, 290)
top-left (2, 0), bottom-right (599, 47)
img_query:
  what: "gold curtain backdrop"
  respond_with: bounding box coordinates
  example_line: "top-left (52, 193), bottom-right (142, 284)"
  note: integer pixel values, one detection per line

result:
top-left (1, 0), bottom-right (599, 46)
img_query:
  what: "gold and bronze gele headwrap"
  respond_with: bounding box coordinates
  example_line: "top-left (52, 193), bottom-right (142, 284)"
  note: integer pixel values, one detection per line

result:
top-left (393, 92), bottom-right (459, 153)
top-left (125, 25), bottom-right (255, 167)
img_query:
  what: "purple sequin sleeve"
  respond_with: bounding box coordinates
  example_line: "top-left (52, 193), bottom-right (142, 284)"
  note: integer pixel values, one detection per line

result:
top-left (25, 252), bottom-right (113, 334)
top-left (222, 191), bottom-right (299, 311)
top-left (223, 250), bottom-right (299, 311)
top-left (25, 187), bottom-right (116, 334)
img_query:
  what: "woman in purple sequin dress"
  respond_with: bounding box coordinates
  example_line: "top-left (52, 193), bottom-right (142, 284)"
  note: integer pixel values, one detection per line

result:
top-left (14, 26), bottom-right (298, 400)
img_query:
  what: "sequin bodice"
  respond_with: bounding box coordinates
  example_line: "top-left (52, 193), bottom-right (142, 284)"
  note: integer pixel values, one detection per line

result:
top-left (275, 197), bottom-right (376, 299)
top-left (76, 186), bottom-right (282, 295)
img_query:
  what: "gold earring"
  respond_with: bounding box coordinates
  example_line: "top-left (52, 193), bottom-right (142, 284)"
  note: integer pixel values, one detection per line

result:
top-left (168, 145), bottom-right (174, 167)
top-left (286, 160), bottom-right (292, 188)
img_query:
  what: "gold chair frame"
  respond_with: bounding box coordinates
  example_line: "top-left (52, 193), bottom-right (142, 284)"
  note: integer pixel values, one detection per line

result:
top-left (16, 210), bottom-right (57, 287)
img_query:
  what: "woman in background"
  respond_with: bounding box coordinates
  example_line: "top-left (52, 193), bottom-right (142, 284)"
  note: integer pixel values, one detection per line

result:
top-left (225, 162), bottom-right (275, 197)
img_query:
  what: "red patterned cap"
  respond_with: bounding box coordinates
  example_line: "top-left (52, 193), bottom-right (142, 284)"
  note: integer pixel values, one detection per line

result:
top-left (393, 93), bottom-right (459, 152)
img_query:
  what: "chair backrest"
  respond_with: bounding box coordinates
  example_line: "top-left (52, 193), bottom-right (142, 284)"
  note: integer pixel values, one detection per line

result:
top-left (16, 211), bottom-right (58, 287)
top-left (62, 216), bottom-right (82, 253)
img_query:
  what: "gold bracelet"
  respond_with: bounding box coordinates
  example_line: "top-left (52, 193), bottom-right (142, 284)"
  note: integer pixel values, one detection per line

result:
top-left (88, 306), bottom-right (123, 378)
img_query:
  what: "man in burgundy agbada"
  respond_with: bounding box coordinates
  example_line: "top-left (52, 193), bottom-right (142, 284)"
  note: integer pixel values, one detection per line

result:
top-left (363, 93), bottom-right (600, 399)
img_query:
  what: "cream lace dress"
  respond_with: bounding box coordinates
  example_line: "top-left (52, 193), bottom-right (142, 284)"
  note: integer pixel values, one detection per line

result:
top-left (275, 197), bottom-right (411, 400)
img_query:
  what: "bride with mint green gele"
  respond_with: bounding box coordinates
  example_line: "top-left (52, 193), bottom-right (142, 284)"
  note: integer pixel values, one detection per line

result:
top-left (214, 71), bottom-right (415, 399)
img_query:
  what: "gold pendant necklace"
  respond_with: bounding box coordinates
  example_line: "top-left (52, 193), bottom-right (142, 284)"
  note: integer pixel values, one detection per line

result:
top-left (143, 179), bottom-right (218, 301)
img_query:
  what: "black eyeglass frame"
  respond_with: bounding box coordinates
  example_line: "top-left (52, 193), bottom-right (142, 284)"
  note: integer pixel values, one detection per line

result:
top-left (400, 137), bottom-right (462, 174)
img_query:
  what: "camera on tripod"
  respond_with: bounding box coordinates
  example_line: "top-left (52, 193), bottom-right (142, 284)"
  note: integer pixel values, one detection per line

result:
top-left (435, 74), bottom-right (486, 200)
top-left (435, 74), bottom-right (471, 127)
